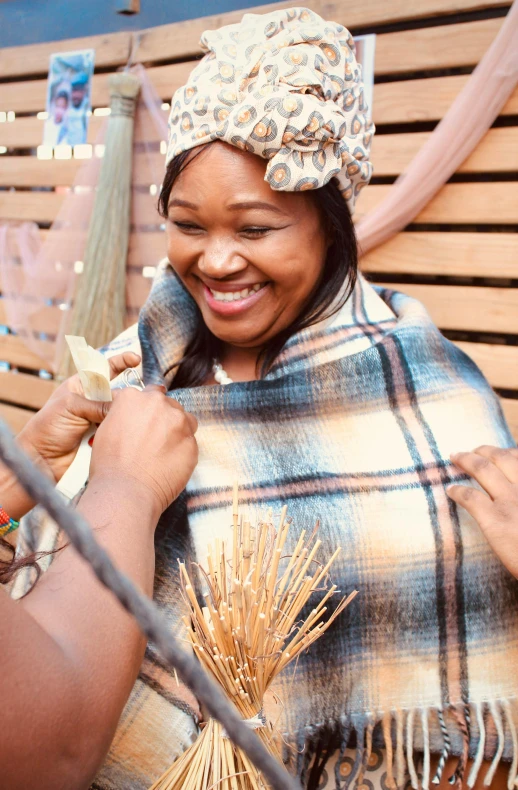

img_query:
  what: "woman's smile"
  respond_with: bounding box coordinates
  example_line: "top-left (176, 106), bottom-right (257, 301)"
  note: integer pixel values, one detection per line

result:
top-left (202, 280), bottom-right (269, 315)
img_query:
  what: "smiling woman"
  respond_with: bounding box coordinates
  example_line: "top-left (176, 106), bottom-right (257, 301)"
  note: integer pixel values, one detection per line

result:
top-left (17, 6), bottom-right (518, 790)
top-left (158, 142), bottom-right (357, 386)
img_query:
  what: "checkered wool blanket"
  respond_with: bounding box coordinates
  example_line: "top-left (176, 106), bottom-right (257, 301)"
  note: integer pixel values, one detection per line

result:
top-left (19, 264), bottom-right (518, 789)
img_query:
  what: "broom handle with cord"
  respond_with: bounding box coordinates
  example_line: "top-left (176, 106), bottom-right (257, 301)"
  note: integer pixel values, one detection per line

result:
top-left (0, 419), bottom-right (301, 790)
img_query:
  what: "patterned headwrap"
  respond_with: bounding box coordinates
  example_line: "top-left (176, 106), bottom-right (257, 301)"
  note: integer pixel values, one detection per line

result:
top-left (166, 7), bottom-right (374, 212)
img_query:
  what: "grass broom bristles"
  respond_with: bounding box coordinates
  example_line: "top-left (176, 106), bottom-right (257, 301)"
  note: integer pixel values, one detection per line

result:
top-left (150, 493), bottom-right (357, 790)
top-left (59, 71), bottom-right (140, 380)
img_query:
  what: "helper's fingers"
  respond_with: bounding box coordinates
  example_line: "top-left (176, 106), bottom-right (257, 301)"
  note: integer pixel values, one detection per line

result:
top-left (446, 484), bottom-right (493, 523)
top-left (470, 445), bottom-right (518, 486)
top-left (108, 351), bottom-right (141, 380)
top-left (183, 410), bottom-right (198, 435)
top-left (143, 386), bottom-right (198, 434)
top-left (66, 392), bottom-right (111, 425)
top-left (167, 396), bottom-right (198, 434)
top-left (450, 450), bottom-right (513, 501)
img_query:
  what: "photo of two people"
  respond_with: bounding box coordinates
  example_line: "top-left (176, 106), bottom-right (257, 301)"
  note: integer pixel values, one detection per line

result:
top-left (43, 49), bottom-right (95, 148)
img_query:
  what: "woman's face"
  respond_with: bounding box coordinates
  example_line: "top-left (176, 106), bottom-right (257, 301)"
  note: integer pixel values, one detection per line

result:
top-left (165, 142), bottom-right (329, 351)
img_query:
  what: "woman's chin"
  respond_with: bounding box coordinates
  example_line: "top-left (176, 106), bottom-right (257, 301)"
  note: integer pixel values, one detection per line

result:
top-left (207, 325), bottom-right (267, 348)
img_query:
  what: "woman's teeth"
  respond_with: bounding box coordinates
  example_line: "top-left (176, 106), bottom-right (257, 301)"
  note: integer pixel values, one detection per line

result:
top-left (209, 283), bottom-right (264, 302)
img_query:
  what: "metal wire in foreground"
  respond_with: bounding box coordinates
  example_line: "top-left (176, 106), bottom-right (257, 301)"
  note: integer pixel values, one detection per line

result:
top-left (0, 419), bottom-right (301, 790)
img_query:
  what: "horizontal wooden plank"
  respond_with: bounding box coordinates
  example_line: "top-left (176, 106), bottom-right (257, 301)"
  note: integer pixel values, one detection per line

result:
top-left (0, 191), bottom-right (65, 223)
top-left (501, 398), bottom-right (518, 442)
top-left (3, 69), bottom-right (517, 133)
top-left (0, 62), bottom-right (189, 115)
top-left (0, 300), bottom-right (61, 336)
top-left (3, 123), bottom-right (516, 187)
top-left (0, 334), bottom-right (54, 372)
top-left (357, 182), bottom-right (518, 224)
top-left (2, 181), bottom-right (516, 227)
top-left (375, 17), bottom-right (503, 76)
top-left (0, 31), bottom-right (131, 80)
top-left (0, 402), bottom-right (35, 434)
top-left (454, 341), bottom-right (518, 390)
top-left (0, 273), bottom-right (151, 338)
top-left (0, 151), bottom-right (164, 188)
top-left (373, 76), bottom-right (518, 125)
top-left (377, 282), bottom-right (518, 333)
top-left (128, 231), bottom-right (166, 262)
top-left (371, 127), bottom-right (518, 176)
top-left (0, 189), bottom-right (163, 224)
top-left (135, 0), bottom-right (510, 65)
top-left (0, 72), bottom-right (108, 115)
top-left (0, 1), bottom-right (509, 80)
top-left (360, 232), bottom-right (518, 278)
top-left (0, 115), bottom-right (105, 151)
top-left (0, 370), bottom-right (57, 410)
top-left (0, 158), bottom-right (82, 188)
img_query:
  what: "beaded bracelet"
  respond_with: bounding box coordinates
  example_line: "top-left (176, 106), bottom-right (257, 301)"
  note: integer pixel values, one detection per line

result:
top-left (0, 506), bottom-right (19, 537)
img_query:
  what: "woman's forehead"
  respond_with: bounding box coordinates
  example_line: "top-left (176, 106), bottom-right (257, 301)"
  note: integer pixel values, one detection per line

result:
top-left (171, 142), bottom-right (310, 213)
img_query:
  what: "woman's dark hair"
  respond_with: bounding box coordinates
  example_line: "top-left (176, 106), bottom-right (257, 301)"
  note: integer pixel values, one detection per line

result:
top-left (0, 536), bottom-right (42, 587)
top-left (158, 146), bottom-right (358, 388)
top-left (55, 90), bottom-right (69, 104)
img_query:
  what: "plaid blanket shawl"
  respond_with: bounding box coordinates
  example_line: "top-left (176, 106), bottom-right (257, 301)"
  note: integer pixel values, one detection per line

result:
top-left (18, 264), bottom-right (518, 789)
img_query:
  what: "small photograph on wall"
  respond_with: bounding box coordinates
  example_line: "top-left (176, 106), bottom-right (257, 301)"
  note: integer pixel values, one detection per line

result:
top-left (354, 34), bottom-right (376, 118)
top-left (43, 49), bottom-right (95, 149)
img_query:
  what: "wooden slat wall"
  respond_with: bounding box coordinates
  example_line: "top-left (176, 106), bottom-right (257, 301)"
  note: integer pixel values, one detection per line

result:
top-left (0, 0), bottom-right (517, 440)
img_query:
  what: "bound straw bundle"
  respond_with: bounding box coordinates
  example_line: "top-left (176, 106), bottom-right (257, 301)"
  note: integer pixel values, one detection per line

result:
top-left (151, 486), bottom-right (357, 790)
top-left (59, 70), bottom-right (140, 380)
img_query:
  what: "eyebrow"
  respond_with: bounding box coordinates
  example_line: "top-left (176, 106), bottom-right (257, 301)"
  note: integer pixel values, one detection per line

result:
top-left (227, 200), bottom-right (288, 215)
top-left (168, 198), bottom-right (288, 216)
top-left (168, 198), bottom-right (198, 210)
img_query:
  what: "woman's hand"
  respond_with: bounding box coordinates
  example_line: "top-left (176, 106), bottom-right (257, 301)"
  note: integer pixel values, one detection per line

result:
top-left (89, 386), bottom-right (198, 518)
top-left (447, 445), bottom-right (518, 579)
top-left (16, 351), bottom-right (141, 484)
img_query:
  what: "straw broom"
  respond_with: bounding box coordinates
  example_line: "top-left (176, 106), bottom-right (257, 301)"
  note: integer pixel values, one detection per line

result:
top-left (150, 485), bottom-right (357, 790)
top-left (59, 70), bottom-right (141, 380)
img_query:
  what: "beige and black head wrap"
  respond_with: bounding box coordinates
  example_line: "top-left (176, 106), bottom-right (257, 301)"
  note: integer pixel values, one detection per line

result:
top-left (166, 6), bottom-right (374, 213)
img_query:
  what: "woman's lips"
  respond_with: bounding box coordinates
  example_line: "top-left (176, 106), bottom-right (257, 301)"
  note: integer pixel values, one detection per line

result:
top-left (203, 283), bottom-right (268, 316)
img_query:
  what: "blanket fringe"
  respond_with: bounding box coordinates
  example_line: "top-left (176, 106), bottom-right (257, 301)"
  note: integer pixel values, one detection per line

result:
top-left (407, 709), bottom-right (419, 790)
top-left (422, 707), bottom-right (431, 790)
top-left (485, 702), bottom-right (505, 786)
top-left (467, 703), bottom-right (486, 788)
top-left (292, 698), bottom-right (518, 790)
top-left (433, 709), bottom-right (451, 784)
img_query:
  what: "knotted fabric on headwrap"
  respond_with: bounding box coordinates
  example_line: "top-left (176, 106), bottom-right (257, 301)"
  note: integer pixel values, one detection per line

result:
top-left (166, 6), bottom-right (374, 212)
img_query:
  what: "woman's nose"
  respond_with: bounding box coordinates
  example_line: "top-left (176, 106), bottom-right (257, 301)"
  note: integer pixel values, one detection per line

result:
top-left (197, 239), bottom-right (247, 279)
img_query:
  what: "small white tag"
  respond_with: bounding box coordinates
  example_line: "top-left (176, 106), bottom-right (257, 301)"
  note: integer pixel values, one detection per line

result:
top-left (65, 335), bottom-right (112, 402)
top-left (56, 336), bottom-right (113, 499)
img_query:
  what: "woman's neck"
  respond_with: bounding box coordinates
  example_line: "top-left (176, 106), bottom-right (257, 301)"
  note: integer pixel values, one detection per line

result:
top-left (217, 344), bottom-right (261, 383)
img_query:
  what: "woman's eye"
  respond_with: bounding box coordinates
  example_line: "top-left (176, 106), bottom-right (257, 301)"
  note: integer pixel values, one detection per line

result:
top-left (173, 221), bottom-right (202, 233)
top-left (241, 227), bottom-right (271, 237)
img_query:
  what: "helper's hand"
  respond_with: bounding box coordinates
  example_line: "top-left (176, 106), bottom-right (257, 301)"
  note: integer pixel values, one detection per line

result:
top-left (447, 446), bottom-right (518, 579)
top-left (89, 386), bottom-right (198, 518)
top-left (17, 352), bottom-right (141, 483)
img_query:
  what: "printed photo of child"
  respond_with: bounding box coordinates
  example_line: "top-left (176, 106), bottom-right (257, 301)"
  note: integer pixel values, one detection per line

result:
top-left (43, 87), bottom-right (70, 147)
top-left (42, 49), bottom-right (95, 149)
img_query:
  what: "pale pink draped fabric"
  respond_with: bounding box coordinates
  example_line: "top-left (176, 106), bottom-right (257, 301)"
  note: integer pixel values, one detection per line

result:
top-left (356, 0), bottom-right (518, 255)
top-left (0, 65), bottom-right (167, 373)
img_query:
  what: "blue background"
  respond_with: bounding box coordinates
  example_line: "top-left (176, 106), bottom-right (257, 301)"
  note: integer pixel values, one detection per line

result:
top-left (0, 0), bottom-right (273, 48)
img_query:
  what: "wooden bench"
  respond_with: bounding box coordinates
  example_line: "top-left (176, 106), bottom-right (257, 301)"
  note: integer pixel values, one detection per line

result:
top-left (0, 0), bottom-right (517, 439)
